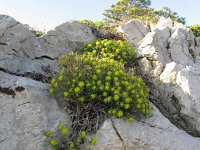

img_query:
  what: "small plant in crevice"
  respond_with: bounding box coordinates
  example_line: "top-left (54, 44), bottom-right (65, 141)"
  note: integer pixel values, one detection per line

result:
top-left (44, 123), bottom-right (96, 150)
top-left (79, 19), bottom-right (111, 31)
top-left (188, 24), bottom-right (200, 37)
top-left (80, 39), bottom-right (137, 67)
top-left (78, 19), bottom-right (120, 38)
top-left (29, 27), bottom-right (45, 37)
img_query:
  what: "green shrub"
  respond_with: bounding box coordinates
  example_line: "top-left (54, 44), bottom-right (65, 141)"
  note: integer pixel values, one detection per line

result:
top-left (79, 19), bottom-right (111, 30)
top-left (80, 39), bottom-right (137, 66)
top-left (188, 24), bottom-right (200, 37)
top-left (29, 27), bottom-right (45, 37)
top-left (48, 38), bottom-right (152, 149)
top-left (78, 19), bottom-right (119, 37)
top-left (50, 52), bottom-right (151, 123)
top-left (44, 123), bottom-right (96, 150)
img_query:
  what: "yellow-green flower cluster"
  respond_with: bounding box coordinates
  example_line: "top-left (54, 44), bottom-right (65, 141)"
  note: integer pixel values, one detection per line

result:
top-left (50, 52), bottom-right (152, 120)
top-left (58, 123), bottom-right (68, 135)
top-left (79, 19), bottom-right (110, 30)
top-left (188, 24), bottom-right (200, 37)
top-left (80, 39), bottom-right (137, 66)
top-left (44, 123), bottom-right (97, 149)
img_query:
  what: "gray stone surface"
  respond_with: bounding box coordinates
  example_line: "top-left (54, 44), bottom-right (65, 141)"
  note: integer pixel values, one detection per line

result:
top-left (118, 18), bottom-right (200, 135)
top-left (37, 22), bottom-right (96, 59)
top-left (93, 106), bottom-right (200, 150)
top-left (117, 20), bottom-right (149, 47)
top-left (0, 15), bottom-right (45, 75)
top-left (0, 15), bottom-right (96, 76)
top-left (0, 71), bottom-right (71, 150)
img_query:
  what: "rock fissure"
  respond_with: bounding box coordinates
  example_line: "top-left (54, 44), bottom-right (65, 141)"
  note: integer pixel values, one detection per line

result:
top-left (0, 22), bottom-right (19, 38)
top-left (0, 68), bottom-right (51, 83)
top-left (11, 49), bottom-right (18, 54)
top-left (22, 50), bottom-right (31, 59)
top-left (0, 139), bottom-right (7, 144)
top-left (132, 21), bottom-right (146, 37)
top-left (18, 101), bottom-right (31, 106)
top-left (0, 86), bottom-right (25, 97)
top-left (111, 119), bottom-right (126, 150)
top-left (181, 42), bottom-right (191, 61)
top-left (167, 30), bottom-right (173, 61)
top-left (0, 58), bottom-right (6, 61)
top-left (138, 120), bottom-right (172, 131)
top-left (35, 56), bottom-right (55, 60)
top-left (15, 86), bottom-right (25, 92)
top-left (0, 42), bottom-right (7, 45)
top-left (0, 86), bottom-right (16, 97)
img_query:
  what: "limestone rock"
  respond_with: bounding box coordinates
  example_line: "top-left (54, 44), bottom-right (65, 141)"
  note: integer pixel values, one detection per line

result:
top-left (117, 20), bottom-right (149, 47)
top-left (0, 15), bottom-right (46, 75)
top-left (168, 28), bottom-right (194, 66)
top-left (138, 27), bottom-right (171, 76)
top-left (175, 67), bottom-right (200, 121)
top-left (118, 18), bottom-right (200, 135)
top-left (37, 22), bottom-right (96, 59)
top-left (0, 15), bottom-right (96, 76)
top-left (94, 105), bottom-right (200, 150)
top-left (150, 17), bottom-right (173, 31)
top-left (93, 119), bottom-right (124, 150)
top-left (0, 71), bottom-right (71, 150)
top-left (194, 37), bottom-right (200, 69)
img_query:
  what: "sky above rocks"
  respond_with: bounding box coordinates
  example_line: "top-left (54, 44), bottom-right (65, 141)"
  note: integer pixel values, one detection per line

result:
top-left (0, 0), bottom-right (199, 31)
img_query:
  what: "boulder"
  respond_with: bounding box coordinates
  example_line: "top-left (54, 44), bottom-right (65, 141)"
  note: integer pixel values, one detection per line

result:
top-left (0, 15), bottom-right (46, 75)
top-left (118, 18), bottom-right (200, 136)
top-left (0, 71), bottom-right (71, 150)
top-left (137, 27), bottom-right (171, 76)
top-left (0, 15), bottom-right (96, 76)
top-left (37, 22), bottom-right (96, 59)
top-left (93, 105), bottom-right (200, 150)
top-left (117, 20), bottom-right (149, 47)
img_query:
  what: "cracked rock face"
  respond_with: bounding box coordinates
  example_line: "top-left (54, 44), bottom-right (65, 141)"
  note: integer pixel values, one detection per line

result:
top-left (117, 20), bottom-right (149, 47)
top-left (118, 18), bottom-right (200, 136)
top-left (0, 71), bottom-right (71, 150)
top-left (37, 22), bottom-right (96, 59)
top-left (0, 15), bottom-right (96, 76)
top-left (93, 105), bottom-right (200, 150)
top-left (0, 15), bottom-right (45, 75)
